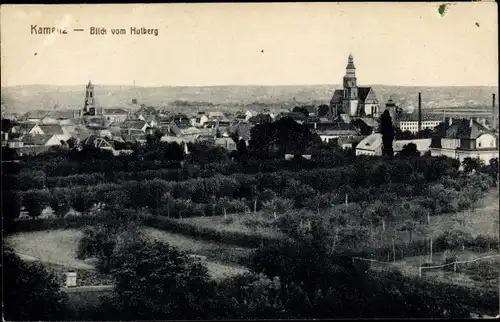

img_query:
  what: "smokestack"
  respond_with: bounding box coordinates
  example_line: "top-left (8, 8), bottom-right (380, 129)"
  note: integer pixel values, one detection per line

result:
top-left (418, 93), bottom-right (422, 133)
top-left (493, 94), bottom-right (497, 131)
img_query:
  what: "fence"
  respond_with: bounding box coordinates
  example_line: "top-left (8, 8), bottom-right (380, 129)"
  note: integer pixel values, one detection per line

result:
top-left (418, 254), bottom-right (500, 277)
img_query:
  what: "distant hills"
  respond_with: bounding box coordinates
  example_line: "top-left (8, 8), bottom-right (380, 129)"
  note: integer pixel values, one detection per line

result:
top-left (1, 84), bottom-right (498, 114)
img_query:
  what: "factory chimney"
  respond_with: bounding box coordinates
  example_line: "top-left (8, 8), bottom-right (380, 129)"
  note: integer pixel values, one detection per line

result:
top-left (492, 93), bottom-right (497, 131)
top-left (418, 93), bottom-right (422, 133)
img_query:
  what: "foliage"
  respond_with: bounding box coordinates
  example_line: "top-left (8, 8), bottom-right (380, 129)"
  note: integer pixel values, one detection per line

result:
top-left (379, 110), bottom-right (394, 156)
top-left (249, 117), bottom-right (321, 158)
top-left (3, 247), bottom-right (69, 320)
top-left (22, 189), bottom-right (51, 218)
top-left (106, 239), bottom-right (214, 320)
top-left (399, 143), bottom-right (420, 157)
top-left (462, 157), bottom-right (485, 174)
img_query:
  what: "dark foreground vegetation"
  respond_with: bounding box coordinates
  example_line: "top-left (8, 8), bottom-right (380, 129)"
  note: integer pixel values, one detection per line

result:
top-left (2, 116), bottom-right (499, 320)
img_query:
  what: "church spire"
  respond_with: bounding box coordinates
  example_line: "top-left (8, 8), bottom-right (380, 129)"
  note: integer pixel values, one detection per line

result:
top-left (346, 54), bottom-right (356, 75)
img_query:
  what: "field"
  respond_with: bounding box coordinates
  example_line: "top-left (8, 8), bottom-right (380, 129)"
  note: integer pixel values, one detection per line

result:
top-left (177, 212), bottom-right (286, 240)
top-left (6, 228), bottom-right (250, 283)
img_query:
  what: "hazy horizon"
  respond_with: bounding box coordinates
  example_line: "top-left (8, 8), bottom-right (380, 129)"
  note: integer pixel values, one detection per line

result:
top-left (2, 83), bottom-right (498, 89)
top-left (1, 3), bottom-right (498, 88)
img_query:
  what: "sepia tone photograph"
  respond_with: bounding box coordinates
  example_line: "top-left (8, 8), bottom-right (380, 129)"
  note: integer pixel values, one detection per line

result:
top-left (1, 2), bottom-right (499, 320)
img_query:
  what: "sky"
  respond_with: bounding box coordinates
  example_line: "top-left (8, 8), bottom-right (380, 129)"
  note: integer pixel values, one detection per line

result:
top-left (1, 3), bottom-right (498, 87)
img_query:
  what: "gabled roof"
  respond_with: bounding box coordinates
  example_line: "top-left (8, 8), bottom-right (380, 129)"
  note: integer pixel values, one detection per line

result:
top-left (121, 120), bottom-right (148, 129)
top-left (443, 118), bottom-right (495, 140)
top-left (22, 134), bottom-right (53, 146)
top-left (47, 110), bottom-right (76, 119)
top-left (12, 122), bottom-right (37, 133)
top-left (208, 111), bottom-right (226, 119)
top-left (356, 133), bottom-right (383, 151)
top-left (137, 106), bottom-right (157, 115)
top-left (398, 113), bottom-right (441, 122)
top-left (393, 139), bottom-right (432, 153)
top-left (103, 108), bottom-right (128, 115)
top-left (23, 110), bottom-right (51, 119)
top-left (39, 124), bottom-right (64, 135)
top-left (181, 127), bottom-right (201, 135)
top-left (358, 87), bottom-right (372, 102)
top-left (330, 89), bottom-right (344, 104)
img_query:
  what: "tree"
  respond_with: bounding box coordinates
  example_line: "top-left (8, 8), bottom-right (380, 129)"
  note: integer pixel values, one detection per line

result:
top-left (3, 190), bottom-right (22, 225)
top-left (462, 157), bottom-right (485, 174)
top-left (50, 189), bottom-right (71, 218)
top-left (3, 247), bottom-right (69, 320)
top-left (23, 189), bottom-right (51, 218)
top-left (379, 110), bottom-right (394, 156)
top-left (213, 273), bottom-right (285, 319)
top-left (317, 104), bottom-right (330, 118)
top-left (399, 143), bottom-right (420, 157)
top-left (107, 239), bottom-right (214, 320)
top-left (237, 139), bottom-right (247, 156)
top-left (292, 106), bottom-right (311, 118)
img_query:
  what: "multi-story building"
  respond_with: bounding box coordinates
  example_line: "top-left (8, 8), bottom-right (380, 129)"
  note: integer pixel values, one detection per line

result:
top-left (396, 114), bottom-right (442, 134)
top-left (429, 117), bottom-right (499, 165)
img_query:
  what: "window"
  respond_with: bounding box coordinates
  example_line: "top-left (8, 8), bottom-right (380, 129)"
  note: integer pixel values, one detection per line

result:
top-left (478, 142), bottom-right (482, 148)
top-left (491, 140), bottom-right (494, 147)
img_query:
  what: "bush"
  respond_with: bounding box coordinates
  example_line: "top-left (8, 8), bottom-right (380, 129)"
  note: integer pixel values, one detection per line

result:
top-left (22, 189), bottom-right (51, 218)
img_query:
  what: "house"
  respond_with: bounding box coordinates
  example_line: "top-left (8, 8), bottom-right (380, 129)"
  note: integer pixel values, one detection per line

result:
top-left (10, 123), bottom-right (43, 135)
top-left (81, 135), bottom-right (134, 156)
top-left (166, 114), bottom-right (191, 128)
top-left (102, 108), bottom-right (129, 124)
top-left (208, 111), bottom-right (226, 120)
top-left (355, 133), bottom-right (383, 156)
top-left (121, 120), bottom-right (151, 133)
top-left (429, 118), bottom-right (499, 165)
top-left (214, 137), bottom-right (237, 151)
top-left (190, 115), bottom-right (209, 127)
top-left (122, 130), bottom-right (148, 145)
top-left (21, 134), bottom-right (68, 147)
top-left (309, 122), bottom-right (360, 145)
top-left (245, 110), bottom-right (258, 121)
top-left (217, 118), bottom-right (232, 127)
top-left (135, 106), bottom-right (158, 119)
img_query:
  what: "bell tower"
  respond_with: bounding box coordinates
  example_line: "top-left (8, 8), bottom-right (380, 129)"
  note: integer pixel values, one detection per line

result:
top-left (342, 54), bottom-right (359, 116)
top-left (83, 80), bottom-right (96, 116)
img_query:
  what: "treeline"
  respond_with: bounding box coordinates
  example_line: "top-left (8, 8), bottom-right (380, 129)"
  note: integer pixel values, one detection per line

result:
top-left (9, 154), bottom-right (461, 192)
top-left (7, 156), bottom-right (360, 191)
top-left (10, 156), bottom-right (476, 220)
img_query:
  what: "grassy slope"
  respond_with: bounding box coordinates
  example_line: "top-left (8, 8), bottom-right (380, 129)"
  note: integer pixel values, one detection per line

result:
top-left (5, 227), bottom-right (251, 282)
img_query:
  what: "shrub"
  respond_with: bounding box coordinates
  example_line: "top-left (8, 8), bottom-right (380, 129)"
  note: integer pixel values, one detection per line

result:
top-left (22, 189), bottom-right (51, 218)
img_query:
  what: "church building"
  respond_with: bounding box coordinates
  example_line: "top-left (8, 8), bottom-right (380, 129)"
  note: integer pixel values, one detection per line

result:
top-left (329, 54), bottom-right (380, 119)
top-left (82, 80), bottom-right (97, 117)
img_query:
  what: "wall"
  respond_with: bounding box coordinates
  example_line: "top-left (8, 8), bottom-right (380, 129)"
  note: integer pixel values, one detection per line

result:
top-left (441, 138), bottom-right (460, 149)
top-left (476, 133), bottom-right (497, 149)
top-left (363, 103), bottom-right (378, 116)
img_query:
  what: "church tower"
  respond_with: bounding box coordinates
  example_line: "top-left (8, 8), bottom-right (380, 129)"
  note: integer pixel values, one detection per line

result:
top-left (83, 80), bottom-right (96, 116)
top-left (343, 54), bottom-right (359, 117)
